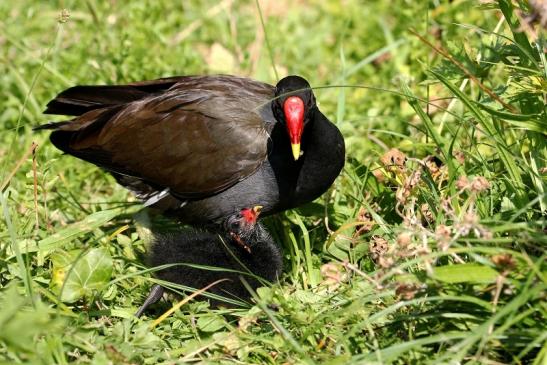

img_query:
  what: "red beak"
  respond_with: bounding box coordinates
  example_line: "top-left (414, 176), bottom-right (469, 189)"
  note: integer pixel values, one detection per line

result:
top-left (283, 96), bottom-right (305, 160)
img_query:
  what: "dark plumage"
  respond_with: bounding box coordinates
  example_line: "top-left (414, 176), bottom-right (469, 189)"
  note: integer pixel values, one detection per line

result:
top-left (37, 75), bottom-right (345, 225)
top-left (135, 207), bottom-right (282, 317)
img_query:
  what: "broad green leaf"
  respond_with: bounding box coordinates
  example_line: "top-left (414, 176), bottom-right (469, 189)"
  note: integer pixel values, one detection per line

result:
top-left (51, 248), bottom-right (113, 303)
top-left (432, 263), bottom-right (499, 284)
top-left (326, 237), bottom-right (352, 261)
top-left (196, 314), bottom-right (226, 332)
top-left (50, 249), bottom-right (82, 296)
top-left (39, 209), bottom-right (125, 251)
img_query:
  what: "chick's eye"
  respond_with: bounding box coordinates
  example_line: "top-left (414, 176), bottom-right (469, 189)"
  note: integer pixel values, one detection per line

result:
top-left (230, 220), bottom-right (240, 231)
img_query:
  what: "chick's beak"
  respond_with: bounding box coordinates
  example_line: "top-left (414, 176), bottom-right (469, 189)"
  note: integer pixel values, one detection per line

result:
top-left (252, 205), bottom-right (263, 218)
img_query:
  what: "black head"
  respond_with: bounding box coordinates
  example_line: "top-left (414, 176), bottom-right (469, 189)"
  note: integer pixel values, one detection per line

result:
top-left (223, 206), bottom-right (262, 238)
top-left (272, 75), bottom-right (317, 161)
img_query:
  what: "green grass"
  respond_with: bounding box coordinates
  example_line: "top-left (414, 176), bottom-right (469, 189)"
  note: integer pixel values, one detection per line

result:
top-left (1, 0), bottom-right (546, 363)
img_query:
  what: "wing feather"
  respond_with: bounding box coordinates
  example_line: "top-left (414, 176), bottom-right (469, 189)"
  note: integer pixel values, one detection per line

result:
top-left (47, 76), bottom-right (274, 199)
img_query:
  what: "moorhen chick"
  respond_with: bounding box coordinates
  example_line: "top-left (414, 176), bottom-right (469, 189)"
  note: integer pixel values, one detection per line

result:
top-left (36, 75), bottom-right (345, 224)
top-left (135, 205), bottom-right (282, 317)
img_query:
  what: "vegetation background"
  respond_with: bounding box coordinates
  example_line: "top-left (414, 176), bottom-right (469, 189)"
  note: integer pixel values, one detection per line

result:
top-left (0, 0), bottom-right (545, 363)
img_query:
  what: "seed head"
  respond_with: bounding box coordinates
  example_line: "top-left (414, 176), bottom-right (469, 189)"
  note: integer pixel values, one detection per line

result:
top-left (369, 236), bottom-right (389, 263)
top-left (491, 254), bottom-right (516, 272)
top-left (470, 176), bottom-right (490, 193)
top-left (58, 9), bottom-right (70, 23)
top-left (380, 148), bottom-right (407, 173)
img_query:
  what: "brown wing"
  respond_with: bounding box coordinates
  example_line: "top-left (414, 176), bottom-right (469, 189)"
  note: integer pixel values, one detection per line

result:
top-left (46, 76), bottom-right (274, 198)
top-left (44, 75), bottom-right (273, 116)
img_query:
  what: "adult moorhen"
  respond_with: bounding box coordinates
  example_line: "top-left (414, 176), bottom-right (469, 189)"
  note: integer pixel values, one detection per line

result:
top-left (135, 205), bottom-right (282, 317)
top-left (37, 75), bottom-right (345, 224)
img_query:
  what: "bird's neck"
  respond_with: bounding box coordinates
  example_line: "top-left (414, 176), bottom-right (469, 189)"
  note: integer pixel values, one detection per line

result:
top-left (243, 224), bottom-right (283, 280)
top-left (266, 110), bottom-right (344, 211)
top-left (291, 111), bottom-right (345, 205)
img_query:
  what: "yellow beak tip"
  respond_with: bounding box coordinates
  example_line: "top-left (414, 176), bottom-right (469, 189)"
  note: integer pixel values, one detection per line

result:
top-left (291, 143), bottom-right (301, 161)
